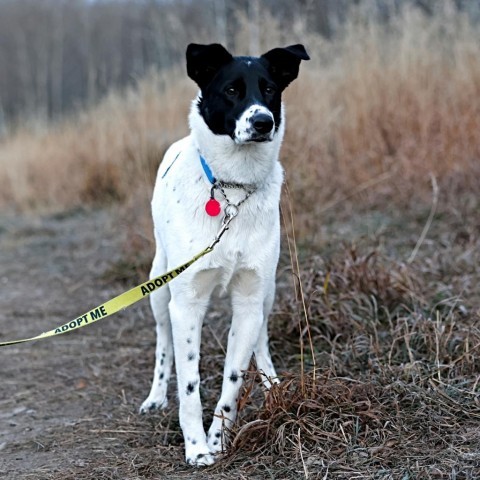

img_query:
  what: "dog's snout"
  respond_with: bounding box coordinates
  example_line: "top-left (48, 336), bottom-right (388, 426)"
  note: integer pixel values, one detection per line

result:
top-left (234, 105), bottom-right (275, 143)
top-left (252, 113), bottom-right (274, 134)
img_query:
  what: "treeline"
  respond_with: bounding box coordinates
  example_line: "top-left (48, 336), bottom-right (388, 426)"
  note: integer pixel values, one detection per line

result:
top-left (0, 0), bottom-right (479, 128)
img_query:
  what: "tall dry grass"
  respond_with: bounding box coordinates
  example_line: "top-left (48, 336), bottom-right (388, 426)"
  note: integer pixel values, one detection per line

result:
top-left (0, 69), bottom-right (195, 213)
top-left (281, 6), bottom-right (480, 231)
top-left (1, 5), bottom-right (480, 235)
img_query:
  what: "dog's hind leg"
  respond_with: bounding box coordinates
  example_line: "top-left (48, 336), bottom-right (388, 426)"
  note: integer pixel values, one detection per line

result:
top-left (207, 271), bottom-right (267, 454)
top-left (139, 249), bottom-right (173, 413)
top-left (254, 283), bottom-right (279, 389)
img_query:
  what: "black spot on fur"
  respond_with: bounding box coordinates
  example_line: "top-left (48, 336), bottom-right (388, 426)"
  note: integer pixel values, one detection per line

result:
top-left (159, 372), bottom-right (164, 380)
top-left (188, 352), bottom-right (195, 361)
top-left (215, 432), bottom-right (221, 438)
top-left (213, 440), bottom-right (218, 446)
top-left (187, 338), bottom-right (192, 344)
top-left (223, 405), bottom-right (231, 413)
top-left (186, 381), bottom-right (197, 395)
top-left (229, 371), bottom-right (238, 383)
top-left (192, 439), bottom-right (197, 445)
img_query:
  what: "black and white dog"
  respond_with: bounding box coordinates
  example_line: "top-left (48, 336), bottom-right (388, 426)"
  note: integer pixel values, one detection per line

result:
top-left (140, 43), bottom-right (309, 466)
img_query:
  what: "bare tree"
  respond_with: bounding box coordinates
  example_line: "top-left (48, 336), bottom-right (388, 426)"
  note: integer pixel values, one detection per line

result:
top-left (50, 3), bottom-right (64, 117)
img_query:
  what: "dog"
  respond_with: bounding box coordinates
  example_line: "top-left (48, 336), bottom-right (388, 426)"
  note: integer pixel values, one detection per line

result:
top-left (139, 42), bottom-right (309, 466)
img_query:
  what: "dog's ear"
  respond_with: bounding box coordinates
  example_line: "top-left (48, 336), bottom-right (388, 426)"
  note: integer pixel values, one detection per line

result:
top-left (186, 43), bottom-right (233, 90)
top-left (261, 44), bottom-right (310, 90)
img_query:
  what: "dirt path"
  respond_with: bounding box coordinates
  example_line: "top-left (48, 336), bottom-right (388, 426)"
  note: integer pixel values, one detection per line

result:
top-left (0, 210), bottom-right (155, 479)
top-left (0, 209), bottom-right (254, 480)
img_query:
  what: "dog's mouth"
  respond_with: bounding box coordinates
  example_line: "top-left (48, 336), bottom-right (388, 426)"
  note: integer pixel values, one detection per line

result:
top-left (233, 131), bottom-right (274, 144)
top-left (249, 134), bottom-right (273, 143)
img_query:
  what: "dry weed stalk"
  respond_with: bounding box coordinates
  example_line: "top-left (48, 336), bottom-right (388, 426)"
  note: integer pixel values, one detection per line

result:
top-left (281, 182), bottom-right (317, 394)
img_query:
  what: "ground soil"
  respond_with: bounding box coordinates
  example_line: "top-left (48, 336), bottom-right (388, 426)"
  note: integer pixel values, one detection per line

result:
top-left (0, 209), bottom-right (184, 479)
top-left (0, 208), bottom-right (297, 480)
top-left (1, 205), bottom-right (479, 480)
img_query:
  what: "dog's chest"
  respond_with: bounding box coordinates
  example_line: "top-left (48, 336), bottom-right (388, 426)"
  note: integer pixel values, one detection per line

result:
top-left (153, 136), bottom-right (283, 281)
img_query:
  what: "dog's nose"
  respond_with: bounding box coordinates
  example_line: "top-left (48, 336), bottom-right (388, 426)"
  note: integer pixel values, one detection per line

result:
top-left (252, 113), bottom-right (274, 134)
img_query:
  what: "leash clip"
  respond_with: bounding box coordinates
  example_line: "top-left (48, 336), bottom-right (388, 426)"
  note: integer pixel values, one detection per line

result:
top-left (208, 208), bottom-right (237, 251)
top-left (223, 203), bottom-right (238, 223)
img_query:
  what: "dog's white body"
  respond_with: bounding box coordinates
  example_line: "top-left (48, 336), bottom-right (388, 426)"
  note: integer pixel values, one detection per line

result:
top-left (140, 102), bottom-right (284, 465)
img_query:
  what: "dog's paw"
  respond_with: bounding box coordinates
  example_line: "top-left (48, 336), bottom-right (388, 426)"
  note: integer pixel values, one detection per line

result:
top-left (207, 429), bottom-right (225, 454)
top-left (139, 396), bottom-right (168, 414)
top-left (186, 451), bottom-right (216, 467)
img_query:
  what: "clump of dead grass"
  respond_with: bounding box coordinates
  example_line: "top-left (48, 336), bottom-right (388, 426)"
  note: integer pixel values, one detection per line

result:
top-left (223, 239), bottom-right (480, 478)
top-left (228, 368), bottom-right (479, 478)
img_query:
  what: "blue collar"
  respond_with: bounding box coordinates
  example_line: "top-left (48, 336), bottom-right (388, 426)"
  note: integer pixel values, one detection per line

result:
top-left (200, 154), bottom-right (216, 185)
top-left (199, 153), bottom-right (257, 192)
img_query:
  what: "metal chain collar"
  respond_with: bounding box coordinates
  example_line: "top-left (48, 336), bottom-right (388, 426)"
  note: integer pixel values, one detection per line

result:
top-left (212, 181), bottom-right (256, 220)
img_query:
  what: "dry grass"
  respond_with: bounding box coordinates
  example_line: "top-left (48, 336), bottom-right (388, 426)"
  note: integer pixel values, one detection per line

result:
top-left (211, 224), bottom-right (480, 478)
top-left (0, 69), bottom-right (194, 213)
top-left (281, 6), bottom-right (480, 236)
top-left (37, 227), bottom-right (477, 479)
top-left (1, 6), bottom-right (480, 223)
top-left (2, 4), bottom-right (480, 479)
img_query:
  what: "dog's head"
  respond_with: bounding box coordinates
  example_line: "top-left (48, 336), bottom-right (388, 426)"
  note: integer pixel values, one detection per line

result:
top-left (186, 43), bottom-right (309, 145)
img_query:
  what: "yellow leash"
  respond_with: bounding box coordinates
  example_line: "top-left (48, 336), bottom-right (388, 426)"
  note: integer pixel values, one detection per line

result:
top-left (0, 248), bottom-right (210, 347)
top-left (0, 213), bottom-right (236, 347)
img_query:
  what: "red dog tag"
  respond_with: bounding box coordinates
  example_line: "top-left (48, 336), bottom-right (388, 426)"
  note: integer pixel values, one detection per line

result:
top-left (205, 198), bottom-right (221, 216)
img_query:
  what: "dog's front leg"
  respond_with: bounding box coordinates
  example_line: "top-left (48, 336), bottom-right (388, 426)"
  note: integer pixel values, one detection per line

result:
top-left (207, 279), bottom-right (265, 453)
top-left (169, 295), bottom-right (214, 466)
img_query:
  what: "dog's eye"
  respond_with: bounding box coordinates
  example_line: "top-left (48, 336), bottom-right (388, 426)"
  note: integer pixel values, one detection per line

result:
top-left (225, 86), bottom-right (238, 96)
top-left (264, 86), bottom-right (275, 95)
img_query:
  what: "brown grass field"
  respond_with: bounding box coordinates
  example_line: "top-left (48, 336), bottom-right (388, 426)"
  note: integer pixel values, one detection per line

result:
top-left (1, 5), bottom-right (480, 479)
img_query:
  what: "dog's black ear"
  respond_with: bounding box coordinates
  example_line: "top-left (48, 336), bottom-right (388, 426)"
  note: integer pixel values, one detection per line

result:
top-left (261, 44), bottom-right (310, 90)
top-left (186, 43), bottom-right (233, 90)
